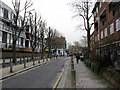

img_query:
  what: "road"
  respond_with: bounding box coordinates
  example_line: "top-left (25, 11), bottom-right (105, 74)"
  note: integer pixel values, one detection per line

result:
top-left (2, 57), bottom-right (69, 88)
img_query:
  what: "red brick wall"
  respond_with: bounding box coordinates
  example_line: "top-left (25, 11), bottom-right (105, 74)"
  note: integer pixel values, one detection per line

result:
top-left (92, 2), bottom-right (120, 48)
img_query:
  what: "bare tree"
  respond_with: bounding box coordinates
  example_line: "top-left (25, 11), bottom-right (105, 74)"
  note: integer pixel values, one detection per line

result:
top-left (11, 0), bottom-right (33, 63)
top-left (80, 36), bottom-right (87, 47)
top-left (40, 21), bottom-right (46, 59)
top-left (29, 11), bottom-right (41, 65)
top-left (70, 0), bottom-right (94, 58)
top-left (46, 27), bottom-right (54, 58)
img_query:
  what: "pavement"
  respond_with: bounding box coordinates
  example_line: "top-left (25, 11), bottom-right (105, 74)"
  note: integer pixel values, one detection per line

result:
top-left (58, 57), bottom-right (115, 89)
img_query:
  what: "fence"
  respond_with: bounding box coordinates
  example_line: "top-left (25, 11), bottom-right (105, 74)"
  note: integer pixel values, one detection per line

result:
top-left (1, 55), bottom-right (62, 73)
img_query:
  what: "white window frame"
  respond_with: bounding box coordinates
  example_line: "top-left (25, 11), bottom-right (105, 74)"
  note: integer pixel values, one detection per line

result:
top-left (8, 11), bottom-right (11, 20)
top-left (110, 23), bottom-right (114, 34)
top-left (0, 7), bottom-right (4, 17)
top-left (96, 7), bottom-right (98, 14)
top-left (104, 28), bottom-right (107, 37)
top-left (99, 2), bottom-right (102, 8)
top-left (116, 18), bottom-right (120, 31)
top-left (101, 31), bottom-right (103, 39)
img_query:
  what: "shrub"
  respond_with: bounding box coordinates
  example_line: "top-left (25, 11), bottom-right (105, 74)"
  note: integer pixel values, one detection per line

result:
top-left (84, 60), bottom-right (91, 68)
top-left (112, 70), bottom-right (120, 83)
top-left (91, 62), bottom-right (100, 73)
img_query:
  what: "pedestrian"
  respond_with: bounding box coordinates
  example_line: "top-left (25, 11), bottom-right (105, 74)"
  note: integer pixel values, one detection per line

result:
top-left (76, 53), bottom-right (80, 63)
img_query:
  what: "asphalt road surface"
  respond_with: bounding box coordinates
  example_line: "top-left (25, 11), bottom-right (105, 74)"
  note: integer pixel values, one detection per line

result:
top-left (2, 57), bottom-right (69, 88)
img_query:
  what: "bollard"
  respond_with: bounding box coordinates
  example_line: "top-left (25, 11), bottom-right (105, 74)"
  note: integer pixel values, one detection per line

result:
top-left (43, 57), bottom-right (44, 62)
top-left (71, 70), bottom-right (76, 88)
top-left (71, 56), bottom-right (74, 70)
top-left (3, 58), bottom-right (5, 68)
top-left (33, 57), bottom-right (35, 65)
top-left (24, 57), bottom-right (26, 68)
top-left (70, 56), bottom-right (76, 88)
top-left (15, 58), bottom-right (17, 65)
top-left (27, 56), bottom-right (29, 62)
top-left (20, 57), bottom-right (22, 64)
top-left (29, 56), bottom-right (32, 62)
top-left (46, 57), bottom-right (48, 61)
top-left (38, 57), bottom-right (40, 63)
top-left (10, 58), bottom-right (13, 73)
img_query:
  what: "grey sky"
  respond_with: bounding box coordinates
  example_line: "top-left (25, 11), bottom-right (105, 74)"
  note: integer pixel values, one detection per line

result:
top-left (2, 0), bottom-right (94, 44)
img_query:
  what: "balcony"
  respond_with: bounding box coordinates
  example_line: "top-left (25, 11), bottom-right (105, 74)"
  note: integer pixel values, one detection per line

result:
top-left (109, 2), bottom-right (120, 16)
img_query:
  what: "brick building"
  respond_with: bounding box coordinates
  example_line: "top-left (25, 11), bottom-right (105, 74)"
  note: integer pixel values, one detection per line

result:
top-left (46, 36), bottom-right (66, 56)
top-left (91, 1), bottom-right (120, 63)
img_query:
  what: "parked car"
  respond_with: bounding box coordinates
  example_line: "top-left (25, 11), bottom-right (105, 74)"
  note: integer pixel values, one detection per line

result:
top-left (69, 54), bottom-right (73, 57)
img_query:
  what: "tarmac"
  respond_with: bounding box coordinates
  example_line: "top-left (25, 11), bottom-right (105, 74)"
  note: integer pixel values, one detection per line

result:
top-left (0, 58), bottom-right (54, 80)
top-left (0, 56), bottom-right (115, 89)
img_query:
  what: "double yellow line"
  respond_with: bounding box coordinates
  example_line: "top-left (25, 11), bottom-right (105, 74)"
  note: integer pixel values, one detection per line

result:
top-left (0, 64), bottom-right (43, 82)
top-left (52, 60), bottom-right (68, 90)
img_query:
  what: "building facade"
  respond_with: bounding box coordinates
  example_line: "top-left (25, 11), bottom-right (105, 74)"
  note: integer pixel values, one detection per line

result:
top-left (46, 36), bottom-right (66, 56)
top-left (0, 1), bottom-right (41, 53)
top-left (91, 1), bottom-right (120, 64)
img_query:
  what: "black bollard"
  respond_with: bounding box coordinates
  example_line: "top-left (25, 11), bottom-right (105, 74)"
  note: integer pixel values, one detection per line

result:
top-left (24, 57), bottom-right (26, 68)
top-left (10, 58), bottom-right (13, 73)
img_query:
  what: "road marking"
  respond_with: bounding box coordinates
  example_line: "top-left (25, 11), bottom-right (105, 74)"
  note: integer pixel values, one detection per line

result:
top-left (0, 61), bottom-right (51, 82)
top-left (52, 60), bottom-right (68, 90)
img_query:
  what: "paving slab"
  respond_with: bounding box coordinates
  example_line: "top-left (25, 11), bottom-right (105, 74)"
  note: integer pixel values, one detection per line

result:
top-left (74, 60), bottom-right (114, 88)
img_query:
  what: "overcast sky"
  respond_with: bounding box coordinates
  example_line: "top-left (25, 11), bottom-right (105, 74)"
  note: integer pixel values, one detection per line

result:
top-left (2, 0), bottom-right (95, 44)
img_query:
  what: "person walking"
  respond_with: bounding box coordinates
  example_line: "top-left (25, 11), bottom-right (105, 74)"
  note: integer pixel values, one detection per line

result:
top-left (76, 53), bottom-right (80, 63)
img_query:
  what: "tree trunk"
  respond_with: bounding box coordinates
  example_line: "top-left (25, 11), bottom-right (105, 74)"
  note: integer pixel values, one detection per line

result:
top-left (12, 40), bottom-right (16, 64)
top-left (41, 38), bottom-right (44, 59)
top-left (87, 29), bottom-right (90, 58)
top-left (32, 48), bottom-right (35, 65)
top-left (86, 1), bottom-right (90, 59)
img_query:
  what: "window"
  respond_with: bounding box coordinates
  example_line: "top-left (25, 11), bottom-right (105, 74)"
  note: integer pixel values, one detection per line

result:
top-left (110, 23), bottom-right (114, 34)
top-left (4, 8), bottom-right (8, 19)
top-left (98, 34), bottom-right (100, 41)
top-left (9, 33), bottom-right (11, 44)
top-left (95, 21), bottom-right (98, 31)
top-left (99, 2), bottom-right (102, 8)
top-left (96, 7), bottom-right (98, 14)
top-left (0, 23), bottom-right (2, 29)
top-left (109, 2), bottom-right (120, 16)
top-left (116, 18), bottom-right (120, 31)
top-left (94, 11), bottom-right (96, 16)
top-left (8, 11), bottom-right (11, 20)
top-left (0, 7), bottom-right (4, 17)
top-left (101, 31), bottom-right (103, 39)
top-left (17, 19), bottom-right (20, 26)
top-left (11, 12), bottom-right (14, 20)
top-left (21, 38), bottom-right (23, 46)
top-left (104, 28), bottom-right (107, 37)
top-left (2, 31), bottom-right (7, 43)
top-left (19, 19), bottom-right (21, 27)
top-left (25, 40), bottom-right (29, 47)
top-left (100, 10), bottom-right (106, 26)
